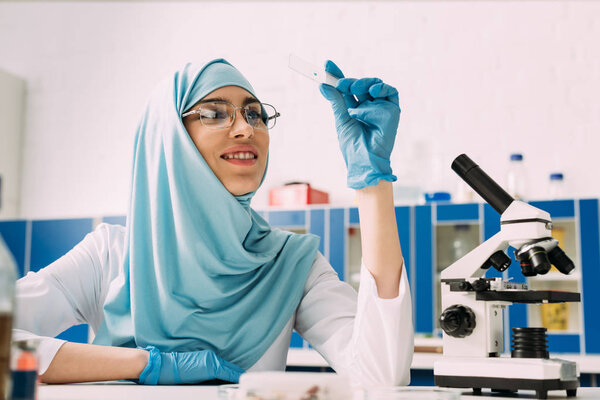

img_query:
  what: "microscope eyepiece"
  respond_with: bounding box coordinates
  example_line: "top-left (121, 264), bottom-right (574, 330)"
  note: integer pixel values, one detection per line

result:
top-left (452, 154), bottom-right (514, 215)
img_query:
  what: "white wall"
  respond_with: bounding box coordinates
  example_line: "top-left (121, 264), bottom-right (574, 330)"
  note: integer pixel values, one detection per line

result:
top-left (0, 69), bottom-right (25, 219)
top-left (1, 1), bottom-right (599, 219)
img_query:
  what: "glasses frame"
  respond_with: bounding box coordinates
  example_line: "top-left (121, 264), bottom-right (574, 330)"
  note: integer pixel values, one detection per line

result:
top-left (181, 100), bottom-right (280, 130)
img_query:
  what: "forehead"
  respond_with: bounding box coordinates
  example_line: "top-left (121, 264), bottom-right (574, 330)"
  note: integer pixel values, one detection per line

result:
top-left (201, 86), bottom-right (258, 104)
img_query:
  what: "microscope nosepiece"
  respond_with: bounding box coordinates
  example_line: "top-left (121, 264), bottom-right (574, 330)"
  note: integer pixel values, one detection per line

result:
top-left (517, 246), bottom-right (552, 276)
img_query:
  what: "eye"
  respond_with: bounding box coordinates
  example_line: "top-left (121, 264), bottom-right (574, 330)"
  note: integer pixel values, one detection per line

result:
top-left (245, 103), bottom-right (265, 124)
top-left (200, 103), bottom-right (230, 121)
top-left (245, 109), bottom-right (261, 121)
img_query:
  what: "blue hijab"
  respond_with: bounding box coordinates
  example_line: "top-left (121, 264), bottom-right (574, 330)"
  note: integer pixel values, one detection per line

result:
top-left (93, 59), bottom-right (320, 369)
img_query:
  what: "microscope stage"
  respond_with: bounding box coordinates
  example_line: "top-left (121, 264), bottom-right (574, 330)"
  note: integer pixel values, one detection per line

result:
top-left (475, 290), bottom-right (580, 303)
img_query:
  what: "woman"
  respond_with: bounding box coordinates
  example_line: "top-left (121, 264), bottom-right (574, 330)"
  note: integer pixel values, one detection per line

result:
top-left (13, 59), bottom-right (413, 386)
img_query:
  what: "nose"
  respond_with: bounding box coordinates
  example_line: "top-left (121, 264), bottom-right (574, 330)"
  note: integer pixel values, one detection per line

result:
top-left (229, 108), bottom-right (254, 139)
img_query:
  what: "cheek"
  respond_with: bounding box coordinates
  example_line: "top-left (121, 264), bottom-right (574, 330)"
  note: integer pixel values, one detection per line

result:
top-left (185, 128), bottom-right (218, 166)
top-left (260, 136), bottom-right (270, 173)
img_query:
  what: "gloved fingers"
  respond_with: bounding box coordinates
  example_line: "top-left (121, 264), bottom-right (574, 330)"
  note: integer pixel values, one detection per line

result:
top-left (345, 78), bottom-right (383, 104)
top-left (215, 365), bottom-right (244, 383)
top-left (333, 78), bottom-right (359, 109)
top-left (215, 358), bottom-right (245, 383)
top-left (348, 101), bottom-right (398, 126)
top-left (319, 84), bottom-right (352, 124)
top-left (324, 59), bottom-right (345, 79)
top-left (347, 106), bottom-right (374, 126)
top-left (369, 82), bottom-right (399, 105)
top-left (324, 61), bottom-right (358, 109)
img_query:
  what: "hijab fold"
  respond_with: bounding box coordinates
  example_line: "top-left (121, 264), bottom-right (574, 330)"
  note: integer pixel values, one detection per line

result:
top-left (93, 59), bottom-right (319, 369)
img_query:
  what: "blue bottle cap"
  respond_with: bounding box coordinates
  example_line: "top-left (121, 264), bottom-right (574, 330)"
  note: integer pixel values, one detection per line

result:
top-left (550, 173), bottom-right (564, 181)
top-left (424, 191), bottom-right (452, 203)
top-left (510, 153), bottom-right (523, 161)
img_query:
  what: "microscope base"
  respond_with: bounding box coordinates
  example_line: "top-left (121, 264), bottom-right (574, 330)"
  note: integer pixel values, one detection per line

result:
top-left (434, 357), bottom-right (579, 399)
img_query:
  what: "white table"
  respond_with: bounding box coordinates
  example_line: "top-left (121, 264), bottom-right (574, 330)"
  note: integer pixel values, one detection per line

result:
top-left (37, 382), bottom-right (600, 400)
top-left (287, 348), bottom-right (600, 375)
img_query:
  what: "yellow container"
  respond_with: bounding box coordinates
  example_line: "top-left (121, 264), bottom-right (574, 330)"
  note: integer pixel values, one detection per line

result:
top-left (540, 302), bottom-right (569, 331)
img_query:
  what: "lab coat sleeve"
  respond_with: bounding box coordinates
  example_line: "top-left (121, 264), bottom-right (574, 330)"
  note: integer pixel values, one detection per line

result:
top-left (13, 225), bottom-right (111, 374)
top-left (294, 253), bottom-right (413, 387)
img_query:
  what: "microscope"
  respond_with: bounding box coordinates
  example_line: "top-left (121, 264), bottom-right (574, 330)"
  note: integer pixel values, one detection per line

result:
top-left (433, 154), bottom-right (580, 399)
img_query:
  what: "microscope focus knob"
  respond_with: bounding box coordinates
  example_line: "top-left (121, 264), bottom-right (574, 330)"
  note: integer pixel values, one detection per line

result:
top-left (440, 305), bottom-right (476, 338)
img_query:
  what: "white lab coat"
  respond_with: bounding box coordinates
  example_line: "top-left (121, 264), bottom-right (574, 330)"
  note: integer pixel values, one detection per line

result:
top-left (13, 223), bottom-right (413, 386)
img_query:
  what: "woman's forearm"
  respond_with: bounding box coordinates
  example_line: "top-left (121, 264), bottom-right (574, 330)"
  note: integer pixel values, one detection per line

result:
top-left (356, 180), bottom-right (403, 299)
top-left (40, 342), bottom-right (149, 383)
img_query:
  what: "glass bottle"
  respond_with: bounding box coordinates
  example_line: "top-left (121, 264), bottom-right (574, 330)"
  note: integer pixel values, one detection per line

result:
top-left (10, 340), bottom-right (38, 400)
top-left (507, 153), bottom-right (527, 200)
top-left (548, 173), bottom-right (565, 200)
top-left (0, 235), bottom-right (17, 400)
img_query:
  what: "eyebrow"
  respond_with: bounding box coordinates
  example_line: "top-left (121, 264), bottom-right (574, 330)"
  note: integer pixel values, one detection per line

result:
top-left (199, 96), bottom-right (259, 106)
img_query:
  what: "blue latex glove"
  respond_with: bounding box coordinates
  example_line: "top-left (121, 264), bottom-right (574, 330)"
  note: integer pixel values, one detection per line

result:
top-left (319, 60), bottom-right (400, 190)
top-left (138, 346), bottom-right (245, 385)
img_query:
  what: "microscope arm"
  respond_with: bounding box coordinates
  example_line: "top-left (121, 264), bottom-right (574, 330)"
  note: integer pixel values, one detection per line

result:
top-left (440, 231), bottom-right (508, 280)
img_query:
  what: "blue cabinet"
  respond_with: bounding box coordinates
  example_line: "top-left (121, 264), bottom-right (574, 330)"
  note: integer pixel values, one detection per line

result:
top-left (0, 220), bottom-right (27, 278)
top-left (2, 218), bottom-right (93, 343)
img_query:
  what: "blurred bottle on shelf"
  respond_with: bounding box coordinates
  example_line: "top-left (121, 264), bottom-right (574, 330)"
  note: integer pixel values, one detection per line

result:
top-left (506, 153), bottom-right (527, 200)
top-left (454, 180), bottom-right (475, 203)
top-left (10, 340), bottom-right (39, 400)
top-left (548, 173), bottom-right (565, 200)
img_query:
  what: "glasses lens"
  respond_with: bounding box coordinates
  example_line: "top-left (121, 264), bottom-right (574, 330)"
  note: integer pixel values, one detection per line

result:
top-left (199, 102), bottom-right (233, 128)
top-left (253, 103), bottom-right (278, 129)
top-left (244, 103), bottom-right (265, 129)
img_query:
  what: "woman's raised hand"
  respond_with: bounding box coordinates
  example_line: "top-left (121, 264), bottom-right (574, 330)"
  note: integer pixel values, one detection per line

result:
top-left (319, 60), bottom-right (400, 190)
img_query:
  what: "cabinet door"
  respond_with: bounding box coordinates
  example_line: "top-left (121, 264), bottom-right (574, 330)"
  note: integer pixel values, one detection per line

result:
top-left (0, 220), bottom-right (27, 278)
top-left (507, 200), bottom-right (582, 353)
top-left (346, 206), bottom-right (411, 292)
top-left (415, 203), bottom-right (482, 335)
top-left (435, 204), bottom-right (481, 332)
top-left (415, 205), bottom-right (434, 334)
top-left (30, 218), bottom-right (94, 344)
top-left (580, 199), bottom-right (600, 354)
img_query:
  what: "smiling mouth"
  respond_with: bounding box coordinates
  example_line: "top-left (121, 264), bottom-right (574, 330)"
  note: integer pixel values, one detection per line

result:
top-left (221, 152), bottom-right (257, 160)
top-left (221, 151), bottom-right (258, 166)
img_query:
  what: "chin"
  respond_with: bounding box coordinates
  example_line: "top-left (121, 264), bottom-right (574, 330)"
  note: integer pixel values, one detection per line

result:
top-left (226, 183), bottom-right (260, 197)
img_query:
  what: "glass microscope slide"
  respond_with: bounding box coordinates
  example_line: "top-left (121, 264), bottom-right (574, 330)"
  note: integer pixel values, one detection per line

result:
top-left (288, 54), bottom-right (340, 86)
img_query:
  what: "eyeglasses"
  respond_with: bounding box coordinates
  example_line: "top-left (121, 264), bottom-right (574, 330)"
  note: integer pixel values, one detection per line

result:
top-left (182, 100), bottom-right (280, 130)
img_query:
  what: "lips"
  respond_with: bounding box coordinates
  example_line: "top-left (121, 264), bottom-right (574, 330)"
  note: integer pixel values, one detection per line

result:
top-left (220, 145), bottom-right (258, 159)
top-left (220, 145), bottom-right (259, 166)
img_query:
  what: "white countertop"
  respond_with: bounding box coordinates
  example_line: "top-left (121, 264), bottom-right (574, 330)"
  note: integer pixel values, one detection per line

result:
top-left (37, 382), bottom-right (600, 400)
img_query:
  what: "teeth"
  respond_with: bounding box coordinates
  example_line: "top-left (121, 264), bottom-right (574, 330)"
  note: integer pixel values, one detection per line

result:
top-left (223, 152), bottom-right (256, 160)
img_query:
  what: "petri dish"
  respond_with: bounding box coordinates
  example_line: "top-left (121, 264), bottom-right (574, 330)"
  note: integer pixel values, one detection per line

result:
top-left (364, 387), bottom-right (461, 400)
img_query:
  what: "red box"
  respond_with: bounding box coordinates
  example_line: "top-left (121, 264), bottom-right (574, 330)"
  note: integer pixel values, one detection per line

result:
top-left (269, 183), bottom-right (329, 206)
